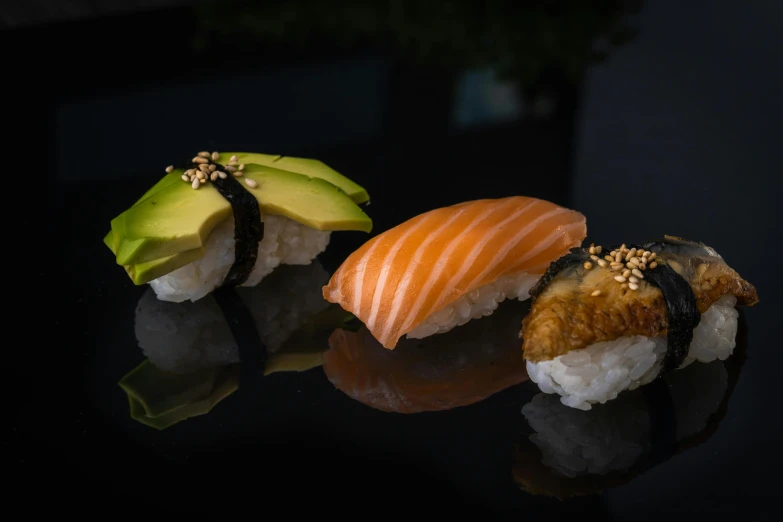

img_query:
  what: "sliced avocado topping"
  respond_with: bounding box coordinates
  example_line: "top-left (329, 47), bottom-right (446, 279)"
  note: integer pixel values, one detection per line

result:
top-left (109, 164), bottom-right (372, 268)
top-left (223, 152), bottom-right (370, 204)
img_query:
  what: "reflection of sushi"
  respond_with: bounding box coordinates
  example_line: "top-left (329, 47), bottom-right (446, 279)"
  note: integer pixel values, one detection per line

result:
top-left (323, 298), bottom-right (530, 413)
top-left (323, 196), bottom-right (586, 349)
top-left (135, 261), bottom-right (331, 374)
top-left (104, 151), bottom-right (372, 302)
top-left (513, 320), bottom-right (746, 499)
top-left (522, 236), bottom-right (758, 410)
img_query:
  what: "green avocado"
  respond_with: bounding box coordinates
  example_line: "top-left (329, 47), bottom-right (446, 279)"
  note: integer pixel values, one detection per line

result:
top-left (222, 152), bottom-right (370, 204)
top-left (109, 163), bottom-right (372, 269)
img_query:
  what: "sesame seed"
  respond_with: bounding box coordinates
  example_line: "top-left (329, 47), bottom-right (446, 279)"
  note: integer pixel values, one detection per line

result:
top-left (198, 151), bottom-right (211, 158)
top-left (583, 261), bottom-right (592, 269)
top-left (233, 171), bottom-right (243, 177)
top-left (625, 248), bottom-right (636, 261)
top-left (165, 165), bottom-right (174, 173)
top-left (612, 265), bottom-right (623, 271)
top-left (610, 261), bottom-right (622, 267)
top-left (650, 261), bottom-right (658, 269)
top-left (196, 171), bottom-right (205, 180)
top-left (615, 253), bottom-right (622, 263)
top-left (648, 252), bottom-right (657, 261)
top-left (591, 290), bottom-right (601, 297)
top-left (209, 164), bottom-right (216, 172)
top-left (597, 259), bottom-right (608, 268)
top-left (590, 255), bottom-right (599, 261)
top-left (211, 151), bottom-right (220, 161)
top-left (614, 275), bottom-right (627, 283)
top-left (210, 172), bottom-right (218, 181)
top-left (627, 260), bottom-right (640, 269)
top-left (604, 255), bottom-right (614, 262)
top-left (629, 282), bottom-right (639, 290)
top-left (632, 268), bottom-right (644, 279)
top-left (621, 283), bottom-right (628, 289)
top-left (630, 256), bottom-right (641, 264)
top-left (620, 244), bottom-right (626, 251)
top-left (193, 157), bottom-right (209, 164)
top-left (622, 269), bottom-right (631, 278)
top-left (238, 164), bottom-right (245, 171)
top-left (191, 178), bottom-right (200, 189)
top-left (181, 174), bottom-right (189, 181)
top-left (245, 178), bottom-right (258, 188)
top-left (230, 155), bottom-right (238, 163)
top-left (225, 165), bottom-right (236, 173)
top-left (629, 275), bottom-right (639, 284)
top-left (199, 164), bottom-right (210, 173)
top-left (589, 244), bottom-right (596, 254)
top-left (218, 171), bottom-right (227, 179)
top-left (595, 246), bottom-right (602, 254)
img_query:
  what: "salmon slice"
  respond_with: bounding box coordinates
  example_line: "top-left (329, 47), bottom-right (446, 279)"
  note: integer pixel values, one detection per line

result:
top-left (322, 298), bottom-right (531, 413)
top-left (323, 196), bottom-right (586, 349)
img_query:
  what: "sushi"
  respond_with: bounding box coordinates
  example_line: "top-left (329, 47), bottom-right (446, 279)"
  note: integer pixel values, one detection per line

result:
top-left (104, 151), bottom-right (372, 302)
top-left (323, 297), bottom-right (530, 413)
top-left (521, 235), bottom-right (758, 410)
top-left (323, 196), bottom-right (587, 349)
top-left (513, 324), bottom-right (746, 498)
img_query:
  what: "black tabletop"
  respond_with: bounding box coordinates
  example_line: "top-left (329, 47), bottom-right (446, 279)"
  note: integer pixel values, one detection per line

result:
top-left (15, 1), bottom-right (783, 519)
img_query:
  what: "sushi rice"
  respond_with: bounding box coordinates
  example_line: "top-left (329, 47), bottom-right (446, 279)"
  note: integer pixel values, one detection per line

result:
top-left (526, 294), bottom-right (739, 410)
top-left (150, 214), bottom-right (331, 303)
top-left (406, 271), bottom-right (540, 339)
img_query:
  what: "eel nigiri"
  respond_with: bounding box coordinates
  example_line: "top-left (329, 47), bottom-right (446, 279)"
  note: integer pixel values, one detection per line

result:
top-left (104, 150), bottom-right (372, 302)
top-left (521, 235), bottom-right (758, 410)
top-left (323, 196), bottom-right (586, 349)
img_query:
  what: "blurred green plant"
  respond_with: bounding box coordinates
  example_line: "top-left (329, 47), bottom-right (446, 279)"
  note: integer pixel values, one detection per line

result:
top-left (194, 0), bottom-right (642, 85)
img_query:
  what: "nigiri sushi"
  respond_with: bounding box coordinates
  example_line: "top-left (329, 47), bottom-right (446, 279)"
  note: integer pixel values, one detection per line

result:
top-left (104, 151), bottom-right (372, 302)
top-left (323, 196), bottom-right (587, 349)
top-left (521, 235), bottom-right (758, 410)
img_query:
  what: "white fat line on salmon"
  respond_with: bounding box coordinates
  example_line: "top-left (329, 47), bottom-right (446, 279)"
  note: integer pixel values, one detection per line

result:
top-left (366, 212), bottom-right (441, 331)
top-left (424, 203), bottom-right (567, 323)
top-left (394, 198), bottom-right (538, 343)
top-left (366, 209), bottom-right (467, 333)
top-left (509, 221), bottom-right (585, 272)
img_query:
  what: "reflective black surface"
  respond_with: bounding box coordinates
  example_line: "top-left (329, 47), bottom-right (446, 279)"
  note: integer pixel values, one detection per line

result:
top-left (18, 0), bottom-right (783, 518)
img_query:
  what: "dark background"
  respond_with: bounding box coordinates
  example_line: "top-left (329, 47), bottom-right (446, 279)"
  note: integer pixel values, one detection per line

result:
top-left (9, 0), bottom-right (782, 519)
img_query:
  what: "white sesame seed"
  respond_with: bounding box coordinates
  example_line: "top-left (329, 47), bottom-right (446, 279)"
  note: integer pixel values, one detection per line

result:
top-left (218, 171), bottom-right (227, 179)
top-left (620, 244), bottom-right (626, 251)
top-left (612, 265), bottom-right (623, 271)
top-left (191, 178), bottom-right (200, 189)
top-left (630, 256), bottom-right (641, 264)
top-left (230, 155), bottom-right (238, 163)
top-left (610, 261), bottom-right (622, 267)
top-left (648, 252), bottom-right (657, 261)
top-left (200, 178), bottom-right (206, 184)
top-left (595, 246), bottom-right (602, 254)
top-left (165, 165), bottom-right (174, 173)
top-left (590, 255), bottom-right (599, 261)
top-left (629, 282), bottom-right (639, 290)
top-left (583, 261), bottom-right (592, 269)
top-left (199, 164), bottom-right (210, 173)
top-left (245, 178), bottom-right (258, 188)
top-left (597, 259), bottom-right (608, 268)
top-left (629, 276), bottom-right (639, 284)
top-left (622, 269), bottom-right (631, 278)
top-left (193, 157), bottom-right (209, 164)
top-left (225, 165), bottom-right (236, 173)
top-left (614, 275), bottom-right (627, 283)
top-left (198, 151), bottom-right (210, 158)
top-left (210, 172), bottom-right (218, 181)
top-left (627, 260), bottom-right (639, 269)
top-left (625, 248), bottom-right (636, 261)
top-left (650, 261), bottom-right (658, 269)
top-left (591, 290), bottom-right (601, 297)
top-left (181, 174), bottom-right (189, 181)
top-left (196, 171), bottom-right (205, 180)
top-left (615, 253), bottom-right (622, 263)
top-left (589, 245), bottom-right (596, 254)
top-left (209, 164), bottom-right (216, 172)
top-left (632, 268), bottom-right (644, 279)
top-left (238, 164), bottom-right (245, 171)
top-left (233, 171), bottom-right (243, 177)
top-left (211, 151), bottom-right (220, 161)
top-left (604, 255), bottom-right (614, 262)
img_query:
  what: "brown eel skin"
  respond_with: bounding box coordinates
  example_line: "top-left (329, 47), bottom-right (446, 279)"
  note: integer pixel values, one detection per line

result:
top-left (521, 236), bottom-right (758, 363)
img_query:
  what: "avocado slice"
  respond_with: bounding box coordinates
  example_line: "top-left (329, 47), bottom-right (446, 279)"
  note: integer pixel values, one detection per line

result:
top-left (111, 164), bottom-right (372, 266)
top-left (223, 152), bottom-right (370, 204)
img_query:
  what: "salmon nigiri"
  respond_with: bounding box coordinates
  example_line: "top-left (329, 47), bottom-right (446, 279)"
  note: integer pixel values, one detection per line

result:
top-left (322, 196), bottom-right (587, 349)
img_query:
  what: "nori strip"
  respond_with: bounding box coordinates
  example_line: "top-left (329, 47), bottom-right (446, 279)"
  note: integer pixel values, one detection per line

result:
top-left (212, 174), bottom-right (264, 287)
top-left (643, 264), bottom-right (701, 372)
top-left (213, 286), bottom-right (267, 384)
